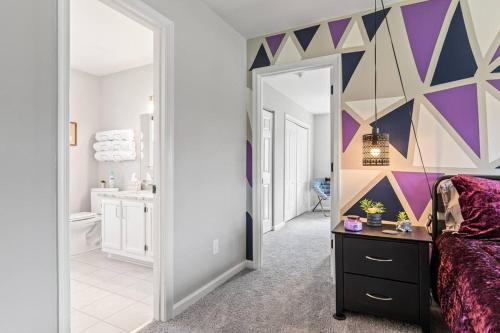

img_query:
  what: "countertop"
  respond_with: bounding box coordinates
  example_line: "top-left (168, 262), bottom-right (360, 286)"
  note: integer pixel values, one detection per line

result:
top-left (98, 190), bottom-right (154, 201)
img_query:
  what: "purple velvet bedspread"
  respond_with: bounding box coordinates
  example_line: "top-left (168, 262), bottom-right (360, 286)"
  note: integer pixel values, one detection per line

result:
top-left (434, 233), bottom-right (500, 333)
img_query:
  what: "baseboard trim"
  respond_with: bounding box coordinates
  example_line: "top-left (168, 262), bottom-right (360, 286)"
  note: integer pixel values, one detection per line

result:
top-left (273, 221), bottom-right (285, 231)
top-left (173, 261), bottom-right (246, 316)
top-left (245, 259), bottom-right (255, 269)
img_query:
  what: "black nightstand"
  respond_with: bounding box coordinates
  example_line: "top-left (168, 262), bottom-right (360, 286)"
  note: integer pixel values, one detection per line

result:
top-left (332, 221), bottom-right (432, 333)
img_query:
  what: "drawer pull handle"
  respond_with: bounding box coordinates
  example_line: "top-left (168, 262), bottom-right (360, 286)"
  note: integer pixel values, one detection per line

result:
top-left (366, 293), bottom-right (393, 301)
top-left (365, 255), bottom-right (393, 262)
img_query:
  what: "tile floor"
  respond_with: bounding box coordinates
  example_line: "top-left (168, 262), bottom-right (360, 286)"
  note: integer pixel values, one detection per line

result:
top-left (70, 250), bottom-right (153, 333)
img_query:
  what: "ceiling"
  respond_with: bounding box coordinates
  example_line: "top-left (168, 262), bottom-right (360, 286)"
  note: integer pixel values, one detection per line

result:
top-left (200, 0), bottom-right (405, 38)
top-left (70, 0), bottom-right (154, 76)
top-left (264, 67), bottom-right (331, 114)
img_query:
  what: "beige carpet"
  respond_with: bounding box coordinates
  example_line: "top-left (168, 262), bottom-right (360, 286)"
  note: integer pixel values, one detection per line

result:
top-left (141, 212), bottom-right (450, 333)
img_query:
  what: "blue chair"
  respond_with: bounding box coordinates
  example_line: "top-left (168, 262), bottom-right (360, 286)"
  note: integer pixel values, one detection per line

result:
top-left (312, 178), bottom-right (331, 217)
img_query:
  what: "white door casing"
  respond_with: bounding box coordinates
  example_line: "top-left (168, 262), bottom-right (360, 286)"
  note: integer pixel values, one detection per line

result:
top-left (296, 124), bottom-right (309, 215)
top-left (261, 109), bottom-right (274, 234)
top-left (284, 119), bottom-right (297, 222)
top-left (251, 54), bottom-right (341, 271)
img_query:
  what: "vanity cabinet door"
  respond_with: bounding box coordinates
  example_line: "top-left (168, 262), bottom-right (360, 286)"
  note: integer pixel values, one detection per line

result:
top-left (145, 203), bottom-right (153, 257)
top-left (122, 200), bottom-right (146, 256)
top-left (102, 199), bottom-right (122, 250)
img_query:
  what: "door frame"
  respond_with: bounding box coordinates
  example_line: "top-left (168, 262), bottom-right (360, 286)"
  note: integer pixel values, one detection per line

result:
top-left (251, 54), bottom-right (342, 271)
top-left (284, 115), bottom-right (311, 222)
top-left (57, 0), bottom-right (175, 331)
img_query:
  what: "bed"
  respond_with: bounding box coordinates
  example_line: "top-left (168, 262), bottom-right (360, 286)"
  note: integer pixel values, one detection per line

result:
top-left (430, 175), bottom-right (500, 333)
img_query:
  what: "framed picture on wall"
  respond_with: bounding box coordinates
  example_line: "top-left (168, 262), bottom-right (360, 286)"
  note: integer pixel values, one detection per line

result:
top-left (69, 122), bottom-right (77, 146)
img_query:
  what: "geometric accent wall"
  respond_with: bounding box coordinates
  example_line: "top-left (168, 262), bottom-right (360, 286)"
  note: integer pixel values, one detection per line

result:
top-left (246, 0), bottom-right (500, 259)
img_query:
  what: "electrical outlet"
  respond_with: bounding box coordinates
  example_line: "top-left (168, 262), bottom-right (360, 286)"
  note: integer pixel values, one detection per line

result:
top-left (213, 239), bottom-right (219, 255)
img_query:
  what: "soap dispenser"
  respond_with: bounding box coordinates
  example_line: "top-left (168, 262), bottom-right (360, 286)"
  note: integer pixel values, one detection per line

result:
top-left (108, 170), bottom-right (116, 188)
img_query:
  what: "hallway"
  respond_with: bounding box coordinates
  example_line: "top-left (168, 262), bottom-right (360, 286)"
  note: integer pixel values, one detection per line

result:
top-left (142, 213), bottom-right (434, 333)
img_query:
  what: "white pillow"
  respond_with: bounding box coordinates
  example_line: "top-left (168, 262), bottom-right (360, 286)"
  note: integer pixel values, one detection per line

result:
top-left (438, 179), bottom-right (464, 232)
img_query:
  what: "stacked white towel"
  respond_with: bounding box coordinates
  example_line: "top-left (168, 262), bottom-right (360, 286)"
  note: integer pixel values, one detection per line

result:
top-left (93, 140), bottom-right (135, 152)
top-left (93, 129), bottom-right (136, 162)
top-left (95, 129), bottom-right (135, 142)
top-left (94, 151), bottom-right (137, 162)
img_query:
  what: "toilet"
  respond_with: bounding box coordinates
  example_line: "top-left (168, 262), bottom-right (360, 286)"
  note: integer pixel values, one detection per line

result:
top-left (69, 188), bottom-right (119, 256)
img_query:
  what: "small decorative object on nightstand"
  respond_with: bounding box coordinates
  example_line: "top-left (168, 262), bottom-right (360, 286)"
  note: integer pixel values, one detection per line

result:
top-left (333, 221), bottom-right (432, 333)
top-left (396, 211), bottom-right (412, 232)
top-left (360, 198), bottom-right (385, 227)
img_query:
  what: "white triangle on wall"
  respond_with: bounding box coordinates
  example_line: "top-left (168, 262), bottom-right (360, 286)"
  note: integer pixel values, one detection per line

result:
top-left (413, 104), bottom-right (476, 168)
top-left (345, 96), bottom-right (404, 120)
top-left (340, 21), bottom-right (364, 49)
top-left (466, 0), bottom-right (500, 57)
top-left (340, 169), bottom-right (381, 208)
top-left (275, 36), bottom-right (302, 65)
top-left (485, 91), bottom-right (500, 162)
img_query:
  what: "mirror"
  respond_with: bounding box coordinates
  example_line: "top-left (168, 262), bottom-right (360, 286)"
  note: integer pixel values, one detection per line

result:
top-left (140, 113), bottom-right (154, 186)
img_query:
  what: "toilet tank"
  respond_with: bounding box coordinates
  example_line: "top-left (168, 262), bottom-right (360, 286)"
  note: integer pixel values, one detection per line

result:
top-left (91, 188), bottom-right (119, 214)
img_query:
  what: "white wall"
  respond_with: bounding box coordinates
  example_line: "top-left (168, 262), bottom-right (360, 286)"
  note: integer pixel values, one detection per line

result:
top-left (262, 82), bottom-right (314, 226)
top-left (70, 69), bottom-right (101, 213)
top-left (0, 1), bottom-right (246, 328)
top-left (0, 1), bottom-right (59, 332)
top-left (144, 0), bottom-right (247, 303)
top-left (99, 64), bottom-right (153, 189)
top-left (313, 113), bottom-right (331, 208)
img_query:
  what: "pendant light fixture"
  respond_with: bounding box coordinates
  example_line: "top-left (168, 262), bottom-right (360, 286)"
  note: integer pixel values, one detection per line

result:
top-left (362, 0), bottom-right (390, 166)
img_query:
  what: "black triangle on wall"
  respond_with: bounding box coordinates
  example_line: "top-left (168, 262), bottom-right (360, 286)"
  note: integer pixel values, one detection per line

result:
top-left (342, 51), bottom-right (365, 92)
top-left (362, 8), bottom-right (391, 41)
top-left (370, 100), bottom-right (414, 158)
top-left (345, 176), bottom-right (405, 220)
top-left (431, 4), bottom-right (477, 86)
top-left (249, 44), bottom-right (271, 71)
top-left (293, 25), bottom-right (320, 51)
top-left (493, 65), bottom-right (500, 74)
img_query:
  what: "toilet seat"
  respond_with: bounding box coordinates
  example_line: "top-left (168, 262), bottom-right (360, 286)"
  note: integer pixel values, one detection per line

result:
top-left (70, 212), bottom-right (99, 222)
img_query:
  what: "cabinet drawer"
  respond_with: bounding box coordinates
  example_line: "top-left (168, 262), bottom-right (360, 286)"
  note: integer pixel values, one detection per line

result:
top-left (344, 273), bottom-right (419, 323)
top-left (343, 237), bottom-right (418, 283)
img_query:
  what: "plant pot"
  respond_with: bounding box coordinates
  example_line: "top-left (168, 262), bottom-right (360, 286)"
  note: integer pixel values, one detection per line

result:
top-left (366, 213), bottom-right (382, 227)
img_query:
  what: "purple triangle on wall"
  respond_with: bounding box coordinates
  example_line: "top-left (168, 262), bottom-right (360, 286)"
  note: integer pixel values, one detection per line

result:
top-left (342, 111), bottom-right (360, 152)
top-left (425, 84), bottom-right (480, 157)
top-left (266, 33), bottom-right (286, 57)
top-left (488, 79), bottom-right (500, 92)
top-left (401, 0), bottom-right (450, 82)
top-left (393, 171), bottom-right (444, 220)
top-left (328, 18), bottom-right (351, 48)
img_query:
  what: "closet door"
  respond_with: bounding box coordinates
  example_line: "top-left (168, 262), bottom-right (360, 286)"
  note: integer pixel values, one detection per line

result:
top-left (296, 125), bottom-right (309, 215)
top-left (284, 120), bottom-right (297, 222)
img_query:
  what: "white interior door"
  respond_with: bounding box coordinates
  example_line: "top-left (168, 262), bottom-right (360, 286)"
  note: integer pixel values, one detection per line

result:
top-left (262, 110), bottom-right (274, 234)
top-left (296, 125), bottom-right (309, 215)
top-left (284, 119), bottom-right (297, 221)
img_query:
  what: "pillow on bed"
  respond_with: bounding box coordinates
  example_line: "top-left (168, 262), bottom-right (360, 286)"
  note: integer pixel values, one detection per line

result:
top-left (438, 179), bottom-right (464, 231)
top-left (451, 175), bottom-right (500, 240)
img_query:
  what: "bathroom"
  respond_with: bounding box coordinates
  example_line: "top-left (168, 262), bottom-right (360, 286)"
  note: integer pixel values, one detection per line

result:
top-left (69, 0), bottom-right (156, 331)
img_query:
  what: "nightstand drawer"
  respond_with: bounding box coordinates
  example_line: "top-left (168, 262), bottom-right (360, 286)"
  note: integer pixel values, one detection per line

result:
top-left (344, 273), bottom-right (419, 323)
top-left (343, 237), bottom-right (418, 283)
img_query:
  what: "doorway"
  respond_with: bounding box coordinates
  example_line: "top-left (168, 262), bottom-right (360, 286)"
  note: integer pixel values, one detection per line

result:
top-left (251, 55), bottom-right (342, 272)
top-left (57, 0), bottom-right (175, 332)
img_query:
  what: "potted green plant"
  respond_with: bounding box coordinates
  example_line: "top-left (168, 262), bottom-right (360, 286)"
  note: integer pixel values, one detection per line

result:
top-left (396, 211), bottom-right (412, 232)
top-left (360, 198), bottom-right (385, 227)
